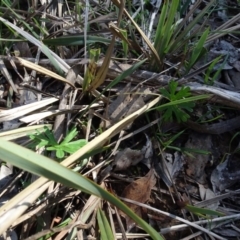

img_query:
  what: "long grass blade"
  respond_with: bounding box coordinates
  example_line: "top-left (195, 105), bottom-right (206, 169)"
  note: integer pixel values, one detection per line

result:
top-left (43, 35), bottom-right (112, 46)
top-left (0, 96), bottom-right (161, 234)
top-left (0, 139), bottom-right (164, 240)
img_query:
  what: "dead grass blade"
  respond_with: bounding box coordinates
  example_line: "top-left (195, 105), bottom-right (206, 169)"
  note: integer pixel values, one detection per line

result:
top-left (88, 0), bottom-right (125, 91)
top-left (111, 0), bottom-right (161, 66)
top-left (0, 124), bottom-right (52, 140)
top-left (0, 16), bottom-right (68, 74)
top-left (0, 97), bottom-right (58, 122)
top-left (0, 59), bottom-right (18, 93)
top-left (16, 57), bottom-right (76, 88)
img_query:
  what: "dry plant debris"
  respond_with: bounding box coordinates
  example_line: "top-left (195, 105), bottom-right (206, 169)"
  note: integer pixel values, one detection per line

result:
top-left (120, 168), bottom-right (156, 231)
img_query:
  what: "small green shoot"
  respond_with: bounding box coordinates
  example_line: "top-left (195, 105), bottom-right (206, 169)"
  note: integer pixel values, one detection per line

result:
top-left (120, 29), bottom-right (128, 57)
top-left (185, 204), bottom-right (225, 218)
top-left (151, 0), bottom-right (179, 70)
top-left (157, 130), bottom-right (185, 151)
top-left (159, 81), bottom-right (195, 123)
top-left (204, 55), bottom-right (226, 85)
top-left (185, 28), bottom-right (209, 72)
top-left (28, 127), bottom-right (87, 159)
top-left (83, 48), bottom-right (101, 92)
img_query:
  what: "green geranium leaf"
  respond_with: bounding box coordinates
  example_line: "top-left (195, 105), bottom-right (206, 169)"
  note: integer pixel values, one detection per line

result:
top-left (160, 81), bottom-right (195, 123)
top-left (56, 149), bottom-right (65, 159)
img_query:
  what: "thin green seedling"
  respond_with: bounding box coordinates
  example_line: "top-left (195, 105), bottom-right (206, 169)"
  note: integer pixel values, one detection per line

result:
top-left (170, 0), bottom-right (216, 53)
top-left (32, 17), bottom-right (49, 36)
top-left (43, 35), bottom-right (113, 46)
top-left (150, 94), bottom-right (210, 113)
top-left (157, 131), bottom-right (211, 155)
top-left (120, 28), bottom-right (128, 58)
top-left (83, 48), bottom-right (101, 92)
top-left (198, 114), bottom-right (224, 124)
top-left (41, 217), bottom-right (72, 239)
top-left (150, 0), bottom-right (179, 70)
top-left (28, 126), bottom-right (87, 159)
top-left (185, 204), bottom-right (225, 219)
top-left (157, 130), bottom-right (185, 151)
top-left (220, 153), bottom-right (231, 164)
top-left (185, 28), bottom-right (209, 72)
top-left (204, 55), bottom-right (227, 85)
top-left (182, 147), bottom-right (211, 156)
top-left (104, 59), bottom-right (147, 92)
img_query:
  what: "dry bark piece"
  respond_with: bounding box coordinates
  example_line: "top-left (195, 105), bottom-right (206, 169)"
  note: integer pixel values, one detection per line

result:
top-left (120, 169), bottom-right (156, 230)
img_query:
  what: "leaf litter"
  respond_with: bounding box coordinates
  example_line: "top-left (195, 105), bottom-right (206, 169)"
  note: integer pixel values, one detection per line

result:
top-left (120, 168), bottom-right (157, 231)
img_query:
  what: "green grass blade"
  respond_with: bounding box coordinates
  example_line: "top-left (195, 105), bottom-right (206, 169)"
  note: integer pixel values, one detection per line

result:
top-left (152, 0), bottom-right (179, 70)
top-left (103, 59), bottom-right (147, 92)
top-left (160, 0), bottom-right (179, 53)
top-left (187, 28), bottom-right (209, 70)
top-left (0, 17), bottom-right (67, 75)
top-left (186, 204), bottom-right (225, 218)
top-left (211, 55), bottom-right (228, 83)
top-left (0, 139), bottom-right (164, 240)
top-left (204, 56), bottom-right (223, 84)
top-left (43, 35), bottom-right (112, 46)
top-left (120, 29), bottom-right (128, 57)
top-left (97, 209), bottom-right (114, 240)
top-left (150, 94), bottom-right (210, 112)
top-left (153, 0), bottom-right (168, 53)
top-left (170, 0), bottom-right (216, 53)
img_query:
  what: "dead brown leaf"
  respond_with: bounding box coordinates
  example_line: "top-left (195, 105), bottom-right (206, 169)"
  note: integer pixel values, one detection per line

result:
top-left (120, 168), bottom-right (156, 230)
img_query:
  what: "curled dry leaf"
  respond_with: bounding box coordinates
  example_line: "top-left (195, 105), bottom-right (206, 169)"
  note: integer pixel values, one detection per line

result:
top-left (120, 168), bottom-right (156, 230)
